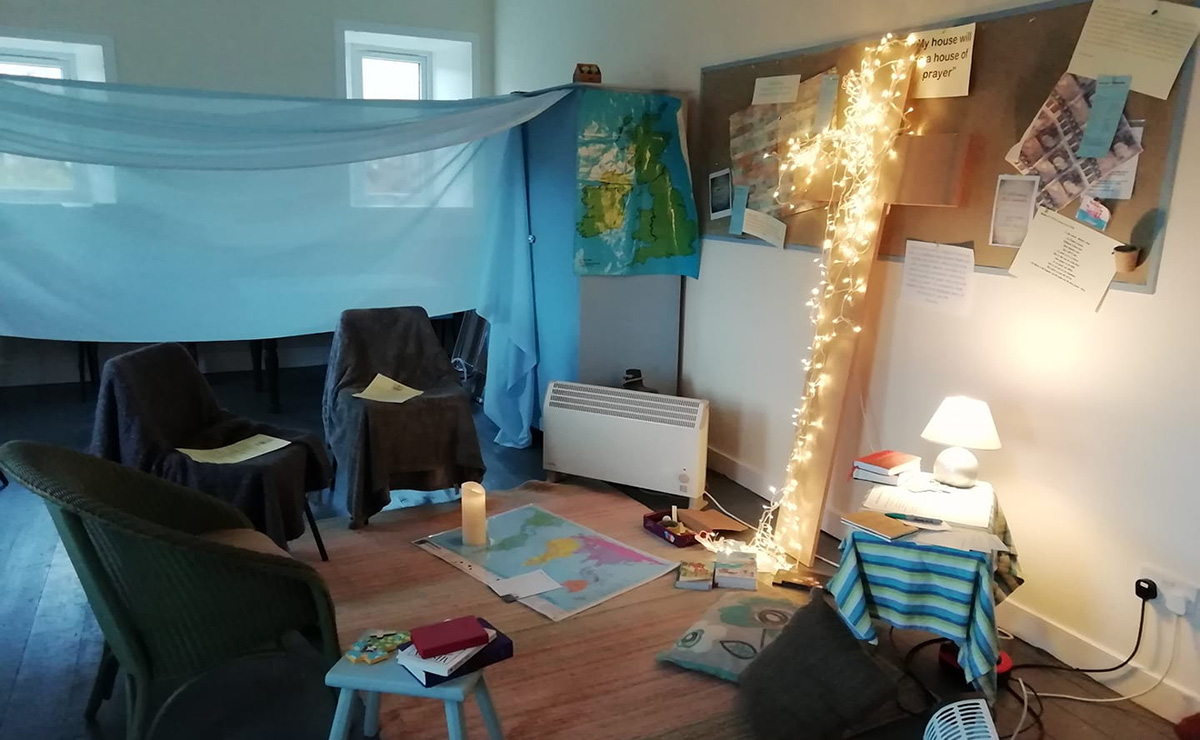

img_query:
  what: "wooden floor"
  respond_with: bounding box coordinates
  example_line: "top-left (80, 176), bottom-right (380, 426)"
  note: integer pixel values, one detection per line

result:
top-left (0, 367), bottom-right (1180, 739)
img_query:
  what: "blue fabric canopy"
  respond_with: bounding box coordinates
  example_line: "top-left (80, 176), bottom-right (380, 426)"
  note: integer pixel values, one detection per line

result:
top-left (0, 75), bottom-right (566, 447)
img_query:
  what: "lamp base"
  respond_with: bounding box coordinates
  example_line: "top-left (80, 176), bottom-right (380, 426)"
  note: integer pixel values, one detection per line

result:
top-left (933, 446), bottom-right (979, 488)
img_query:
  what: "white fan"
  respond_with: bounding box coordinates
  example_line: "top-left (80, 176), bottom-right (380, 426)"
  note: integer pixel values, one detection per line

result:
top-left (923, 699), bottom-right (1000, 740)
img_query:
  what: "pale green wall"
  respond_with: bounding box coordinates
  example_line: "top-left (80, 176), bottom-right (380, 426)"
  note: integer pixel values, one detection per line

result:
top-left (2, 0), bottom-right (493, 96)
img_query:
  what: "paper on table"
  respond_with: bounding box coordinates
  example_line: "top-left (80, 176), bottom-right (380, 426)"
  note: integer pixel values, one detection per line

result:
top-left (900, 240), bottom-right (974, 316)
top-left (1009, 208), bottom-right (1120, 311)
top-left (909, 23), bottom-right (977, 99)
top-left (751, 74), bottom-right (802, 105)
top-left (864, 481), bottom-right (994, 530)
top-left (490, 569), bottom-right (562, 599)
top-left (990, 175), bottom-right (1040, 248)
top-left (1089, 123), bottom-right (1143, 200)
top-left (353, 373), bottom-right (424, 403)
top-left (741, 208), bottom-right (787, 248)
top-left (1077, 75), bottom-right (1132, 158)
top-left (1068, 0), bottom-right (1200, 100)
top-left (907, 528), bottom-right (1010, 553)
top-left (177, 434), bottom-right (290, 464)
top-left (729, 185), bottom-right (749, 235)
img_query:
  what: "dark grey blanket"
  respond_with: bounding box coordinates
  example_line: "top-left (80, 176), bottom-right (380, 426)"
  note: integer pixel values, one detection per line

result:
top-left (322, 307), bottom-right (484, 527)
top-left (91, 343), bottom-right (331, 546)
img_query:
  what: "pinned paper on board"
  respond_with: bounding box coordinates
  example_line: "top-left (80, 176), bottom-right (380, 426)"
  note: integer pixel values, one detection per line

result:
top-left (909, 23), bottom-right (977, 98)
top-left (1068, 0), bottom-right (1200, 100)
top-left (1076, 196), bottom-right (1111, 231)
top-left (741, 209), bottom-right (787, 248)
top-left (709, 168), bottom-right (733, 219)
top-left (1077, 75), bottom-right (1132, 158)
top-left (729, 185), bottom-right (749, 235)
top-left (900, 240), bottom-right (975, 316)
top-left (989, 175), bottom-right (1040, 248)
top-left (751, 74), bottom-right (803, 105)
top-left (1009, 208), bottom-right (1120, 311)
top-left (1089, 122), bottom-right (1143, 200)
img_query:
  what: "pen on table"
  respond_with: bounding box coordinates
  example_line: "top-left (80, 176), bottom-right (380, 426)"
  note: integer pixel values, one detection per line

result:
top-left (885, 512), bottom-right (943, 526)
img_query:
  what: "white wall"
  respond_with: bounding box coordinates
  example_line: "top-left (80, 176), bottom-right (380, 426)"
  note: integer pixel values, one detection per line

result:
top-left (497, 0), bottom-right (1200, 720)
top-left (0, 0), bottom-right (494, 386)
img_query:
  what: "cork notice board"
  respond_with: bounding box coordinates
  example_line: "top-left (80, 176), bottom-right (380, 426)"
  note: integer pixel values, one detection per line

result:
top-left (698, 0), bottom-right (1195, 290)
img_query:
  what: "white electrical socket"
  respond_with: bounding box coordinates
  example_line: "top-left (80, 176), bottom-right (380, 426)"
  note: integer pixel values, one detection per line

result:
top-left (1140, 563), bottom-right (1198, 616)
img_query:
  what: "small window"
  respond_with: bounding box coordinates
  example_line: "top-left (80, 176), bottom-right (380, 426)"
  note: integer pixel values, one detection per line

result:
top-left (340, 26), bottom-right (475, 208)
top-left (0, 33), bottom-right (112, 206)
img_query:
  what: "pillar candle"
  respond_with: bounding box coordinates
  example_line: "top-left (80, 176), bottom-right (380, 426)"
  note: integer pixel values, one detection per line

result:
top-left (461, 482), bottom-right (488, 547)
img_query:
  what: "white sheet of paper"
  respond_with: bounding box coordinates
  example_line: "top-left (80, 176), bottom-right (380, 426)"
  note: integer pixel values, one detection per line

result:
top-left (1089, 123), bottom-right (1143, 200)
top-left (741, 208), bottom-right (787, 248)
top-left (907, 528), bottom-right (1010, 553)
top-left (990, 175), bottom-right (1040, 247)
top-left (910, 23), bottom-right (977, 98)
top-left (489, 569), bottom-right (562, 599)
top-left (900, 240), bottom-right (975, 316)
top-left (751, 74), bottom-right (802, 105)
top-left (1068, 0), bottom-right (1200, 99)
top-left (177, 434), bottom-right (290, 464)
top-left (1009, 208), bottom-right (1120, 311)
top-left (863, 482), bottom-right (995, 530)
top-left (353, 373), bottom-right (424, 403)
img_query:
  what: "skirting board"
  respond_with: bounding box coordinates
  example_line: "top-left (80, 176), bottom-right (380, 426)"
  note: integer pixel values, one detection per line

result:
top-left (998, 597), bottom-right (1199, 722)
top-left (707, 445), bottom-right (774, 501)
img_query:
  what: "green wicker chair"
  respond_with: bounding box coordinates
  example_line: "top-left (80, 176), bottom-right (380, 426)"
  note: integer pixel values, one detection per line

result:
top-left (0, 441), bottom-right (341, 740)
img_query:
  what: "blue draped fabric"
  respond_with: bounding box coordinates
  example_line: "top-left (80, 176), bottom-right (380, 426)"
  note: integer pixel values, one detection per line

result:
top-left (0, 75), bottom-right (568, 448)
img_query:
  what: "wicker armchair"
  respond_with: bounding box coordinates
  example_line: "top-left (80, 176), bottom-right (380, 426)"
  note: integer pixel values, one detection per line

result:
top-left (0, 441), bottom-right (340, 740)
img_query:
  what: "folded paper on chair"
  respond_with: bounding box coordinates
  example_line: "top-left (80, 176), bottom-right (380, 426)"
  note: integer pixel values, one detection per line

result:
top-left (176, 434), bottom-right (291, 464)
top-left (352, 373), bottom-right (424, 404)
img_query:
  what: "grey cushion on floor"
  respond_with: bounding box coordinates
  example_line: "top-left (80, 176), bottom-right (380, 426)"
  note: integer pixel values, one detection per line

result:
top-left (737, 595), bottom-right (895, 740)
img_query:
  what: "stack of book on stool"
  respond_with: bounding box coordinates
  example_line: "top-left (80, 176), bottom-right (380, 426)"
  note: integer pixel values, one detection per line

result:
top-left (395, 615), bottom-right (514, 687)
top-left (852, 450), bottom-right (920, 486)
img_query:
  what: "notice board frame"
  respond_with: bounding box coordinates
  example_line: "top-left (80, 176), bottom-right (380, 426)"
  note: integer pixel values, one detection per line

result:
top-left (697, 0), bottom-right (1197, 292)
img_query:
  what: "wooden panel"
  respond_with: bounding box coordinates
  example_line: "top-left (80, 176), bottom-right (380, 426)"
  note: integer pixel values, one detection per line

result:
top-left (698, 0), bottom-right (1192, 288)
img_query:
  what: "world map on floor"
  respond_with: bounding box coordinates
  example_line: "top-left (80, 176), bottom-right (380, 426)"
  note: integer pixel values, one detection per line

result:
top-left (574, 88), bottom-right (700, 279)
top-left (417, 505), bottom-right (676, 620)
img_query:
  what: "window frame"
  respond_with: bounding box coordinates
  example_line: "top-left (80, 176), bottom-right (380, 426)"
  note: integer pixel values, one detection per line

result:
top-left (0, 29), bottom-right (115, 207)
top-left (338, 24), bottom-right (477, 209)
top-left (347, 45), bottom-right (431, 102)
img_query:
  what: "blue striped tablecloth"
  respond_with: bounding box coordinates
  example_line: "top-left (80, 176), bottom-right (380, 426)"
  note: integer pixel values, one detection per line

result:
top-left (828, 530), bottom-right (1000, 701)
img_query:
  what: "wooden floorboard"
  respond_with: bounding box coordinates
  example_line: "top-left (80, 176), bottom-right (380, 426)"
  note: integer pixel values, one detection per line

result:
top-left (0, 367), bottom-right (1182, 739)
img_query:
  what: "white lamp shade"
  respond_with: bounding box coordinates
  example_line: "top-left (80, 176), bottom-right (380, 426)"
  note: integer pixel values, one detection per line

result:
top-left (920, 396), bottom-right (1001, 450)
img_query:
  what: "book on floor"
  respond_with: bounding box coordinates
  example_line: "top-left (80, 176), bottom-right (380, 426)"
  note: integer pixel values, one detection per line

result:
top-left (400, 619), bottom-right (513, 687)
top-left (396, 628), bottom-right (496, 677)
top-left (714, 552), bottom-right (757, 590)
top-left (840, 510), bottom-right (918, 541)
top-left (853, 450), bottom-right (921, 477)
top-left (675, 561), bottom-right (715, 590)
top-left (410, 615), bottom-right (490, 658)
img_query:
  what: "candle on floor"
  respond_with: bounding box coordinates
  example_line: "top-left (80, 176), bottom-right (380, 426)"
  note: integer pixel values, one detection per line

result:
top-left (461, 482), bottom-right (488, 547)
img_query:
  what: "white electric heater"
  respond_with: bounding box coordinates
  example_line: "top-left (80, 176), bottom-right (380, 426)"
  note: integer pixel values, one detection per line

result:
top-left (542, 381), bottom-right (709, 499)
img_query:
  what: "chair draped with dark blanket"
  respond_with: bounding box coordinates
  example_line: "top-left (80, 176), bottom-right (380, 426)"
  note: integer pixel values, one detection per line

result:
top-left (91, 343), bottom-right (332, 549)
top-left (322, 307), bottom-right (485, 527)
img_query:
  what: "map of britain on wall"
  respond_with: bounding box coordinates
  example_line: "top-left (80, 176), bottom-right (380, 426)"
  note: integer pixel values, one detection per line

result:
top-left (575, 89), bottom-right (701, 278)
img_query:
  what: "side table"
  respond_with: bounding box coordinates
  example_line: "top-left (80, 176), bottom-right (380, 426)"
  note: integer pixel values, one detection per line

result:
top-left (325, 654), bottom-right (504, 740)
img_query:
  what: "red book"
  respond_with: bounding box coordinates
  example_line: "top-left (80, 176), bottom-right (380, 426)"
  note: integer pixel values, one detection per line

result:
top-left (410, 616), bottom-right (489, 659)
top-left (853, 450), bottom-right (920, 476)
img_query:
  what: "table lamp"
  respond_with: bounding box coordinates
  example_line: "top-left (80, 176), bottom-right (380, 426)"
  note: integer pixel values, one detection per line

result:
top-left (920, 396), bottom-right (1001, 488)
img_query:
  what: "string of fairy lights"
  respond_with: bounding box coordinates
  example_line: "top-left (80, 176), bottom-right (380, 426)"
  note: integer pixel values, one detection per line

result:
top-left (699, 34), bottom-right (921, 570)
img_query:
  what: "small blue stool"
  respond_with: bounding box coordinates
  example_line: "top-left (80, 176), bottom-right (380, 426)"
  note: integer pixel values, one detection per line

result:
top-left (324, 655), bottom-right (504, 740)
